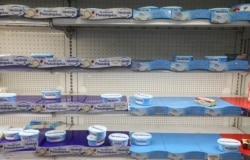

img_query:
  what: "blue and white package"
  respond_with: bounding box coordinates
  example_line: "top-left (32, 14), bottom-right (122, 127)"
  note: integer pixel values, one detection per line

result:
top-left (171, 62), bottom-right (189, 72)
top-left (19, 129), bottom-right (40, 141)
top-left (172, 9), bottom-right (211, 21)
top-left (131, 132), bottom-right (152, 146)
top-left (0, 93), bottom-right (16, 102)
top-left (87, 134), bottom-right (105, 146)
top-left (24, 7), bottom-right (79, 19)
top-left (0, 4), bottom-right (29, 16)
top-left (205, 56), bottom-right (228, 71)
top-left (88, 125), bottom-right (107, 140)
top-left (80, 8), bottom-right (132, 19)
top-left (134, 93), bottom-right (153, 106)
top-left (4, 128), bottom-right (23, 140)
top-left (162, 6), bottom-right (182, 20)
top-left (174, 56), bottom-right (193, 63)
top-left (217, 138), bottom-right (241, 152)
top-left (131, 60), bottom-right (171, 71)
top-left (45, 130), bottom-right (66, 142)
top-left (108, 133), bottom-right (129, 146)
top-left (230, 4), bottom-right (250, 22)
top-left (101, 93), bottom-right (122, 103)
top-left (42, 89), bottom-right (61, 99)
top-left (205, 56), bottom-right (228, 63)
top-left (210, 8), bottom-right (230, 24)
top-left (133, 6), bottom-right (172, 20)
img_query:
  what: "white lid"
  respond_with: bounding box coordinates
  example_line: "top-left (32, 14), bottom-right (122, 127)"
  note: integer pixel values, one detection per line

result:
top-left (42, 89), bottom-right (61, 93)
top-left (139, 6), bottom-right (158, 9)
top-left (88, 125), bottom-right (107, 133)
top-left (45, 130), bottom-right (66, 137)
top-left (217, 138), bottom-right (241, 146)
top-left (108, 133), bottom-right (129, 141)
top-left (131, 132), bottom-right (152, 139)
top-left (0, 93), bottom-right (16, 98)
top-left (209, 8), bottom-right (230, 11)
top-left (31, 53), bottom-right (54, 57)
top-left (19, 129), bottom-right (40, 136)
top-left (4, 128), bottom-right (23, 134)
top-left (101, 94), bottom-right (122, 99)
top-left (161, 6), bottom-right (182, 9)
top-left (134, 93), bottom-right (153, 99)
top-left (87, 134), bottom-right (97, 140)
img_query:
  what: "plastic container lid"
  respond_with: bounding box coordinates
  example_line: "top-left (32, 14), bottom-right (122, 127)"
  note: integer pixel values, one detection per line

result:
top-left (131, 132), bottom-right (152, 139)
top-left (134, 93), bottom-right (153, 99)
top-left (88, 125), bottom-right (107, 133)
top-left (0, 93), bottom-right (16, 97)
top-left (19, 129), bottom-right (40, 136)
top-left (45, 130), bottom-right (66, 137)
top-left (87, 134), bottom-right (97, 140)
top-left (209, 8), bottom-right (230, 11)
top-left (108, 133), bottom-right (129, 141)
top-left (217, 138), bottom-right (241, 146)
top-left (101, 93), bottom-right (122, 99)
top-left (4, 128), bottom-right (23, 135)
top-left (31, 53), bottom-right (54, 58)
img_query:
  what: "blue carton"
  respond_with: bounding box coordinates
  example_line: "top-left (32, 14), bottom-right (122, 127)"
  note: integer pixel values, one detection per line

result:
top-left (133, 6), bottom-right (172, 20)
top-left (172, 9), bottom-right (211, 21)
top-left (131, 60), bottom-right (171, 71)
top-left (230, 4), bottom-right (250, 22)
top-left (129, 97), bottom-right (241, 116)
top-left (130, 133), bottom-right (242, 160)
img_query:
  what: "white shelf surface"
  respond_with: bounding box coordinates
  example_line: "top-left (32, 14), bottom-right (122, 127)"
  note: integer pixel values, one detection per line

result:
top-left (70, 124), bottom-right (243, 134)
top-left (52, 18), bottom-right (250, 28)
top-left (0, 18), bottom-right (50, 27)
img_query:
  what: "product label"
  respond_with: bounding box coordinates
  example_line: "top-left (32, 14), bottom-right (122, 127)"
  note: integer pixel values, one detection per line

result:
top-left (9, 5), bottom-right (26, 16)
top-left (93, 103), bottom-right (115, 112)
top-left (0, 103), bottom-right (16, 112)
top-left (81, 8), bottom-right (132, 20)
top-left (114, 102), bottom-right (128, 110)
top-left (66, 102), bottom-right (82, 111)
top-left (0, 5), bottom-right (9, 16)
top-left (66, 57), bottom-right (81, 66)
top-left (13, 56), bottom-right (30, 65)
top-left (25, 7), bottom-right (78, 19)
top-left (0, 56), bottom-right (14, 66)
top-left (16, 102), bottom-right (33, 111)
top-left (45, 103), bottom-right (67, 112)
top-left (2, 140), bottom-right (37, 152)
top-left (42, 58), bottom-right (67, 68)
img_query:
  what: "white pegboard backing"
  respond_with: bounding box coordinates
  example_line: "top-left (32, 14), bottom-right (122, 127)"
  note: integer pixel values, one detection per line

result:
top-left (0, 27), bottom-right (65, 57)
top-left (0, 0), bottom-right (67, 7)
top-left (0, 113), bottom-right (65, 126)
top-left (1, 72), bottom-right (65, 95)
top-left (76, 29), bottom-right (239, 60)
top-left (77, 72), bottom-right (233, 96)
top-left (76, 116), bottom-right (235, 127)
top-left (76, 0), bottom-right (239, 10)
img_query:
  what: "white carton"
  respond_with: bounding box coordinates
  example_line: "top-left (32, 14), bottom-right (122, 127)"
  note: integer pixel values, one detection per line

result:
top-left (80, 8), bottom-right (132, 19)
top-left (24, 7), bottom-right (78, 18)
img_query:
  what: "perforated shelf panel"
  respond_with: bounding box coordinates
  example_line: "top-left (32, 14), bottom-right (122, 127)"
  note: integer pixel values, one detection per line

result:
top-left (75, 0), bottom-right (239, 9)
top-left (0, 28), bottom-right (66, 57)
top-left (76, 29), bottom-right (240, 60)
top-left (77, 72), bottom-right (234, 96)
top-left (0, 0), bottom-right (67, 7)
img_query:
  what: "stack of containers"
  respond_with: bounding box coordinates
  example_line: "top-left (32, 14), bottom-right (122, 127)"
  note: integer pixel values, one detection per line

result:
top-left (87, 125), bottom-right (107, 146)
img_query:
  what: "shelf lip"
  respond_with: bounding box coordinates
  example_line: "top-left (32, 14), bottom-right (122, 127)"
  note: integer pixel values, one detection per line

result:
top-left (0, 18), bottom-right (50, 27)
top-left (52, 18), bottom-right (250, 28)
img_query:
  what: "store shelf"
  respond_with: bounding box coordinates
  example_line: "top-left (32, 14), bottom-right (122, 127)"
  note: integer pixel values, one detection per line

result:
top-left (52, 18), bottom-right (250, 29)
top-left (0, 18), bottom-right (50, 27)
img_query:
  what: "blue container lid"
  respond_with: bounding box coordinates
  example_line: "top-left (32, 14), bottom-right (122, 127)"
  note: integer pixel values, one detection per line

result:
top-left (30, 53), bottom-right (54, 58)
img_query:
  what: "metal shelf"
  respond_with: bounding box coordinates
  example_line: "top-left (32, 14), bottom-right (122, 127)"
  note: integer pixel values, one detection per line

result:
top-left (0, 18), bottom-right (50, 27)
top-left (52, 18), bottom-right (250, 29)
